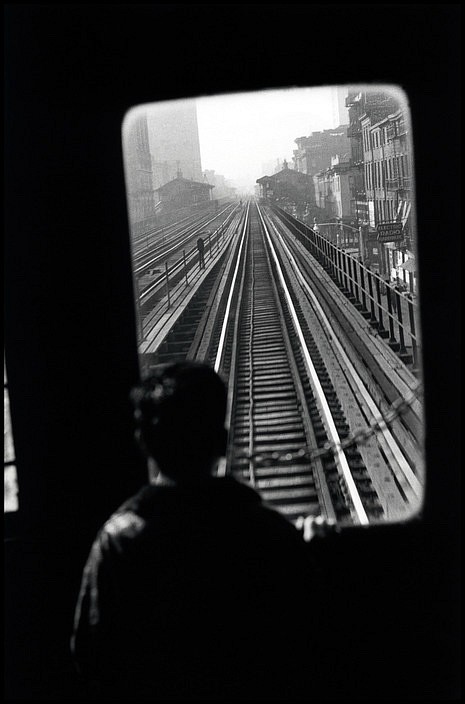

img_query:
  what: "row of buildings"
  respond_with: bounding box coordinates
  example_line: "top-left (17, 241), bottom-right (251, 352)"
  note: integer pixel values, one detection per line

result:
top-left (123, 103), bottom-right (236, 235)
top-left (256, 122), bottom-right (353, 225)
top-left (257, 87), bottom-right (415, 284)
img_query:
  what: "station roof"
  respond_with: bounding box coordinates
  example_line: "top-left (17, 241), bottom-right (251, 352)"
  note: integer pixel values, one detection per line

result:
top-left (256, 167), bottom-right (313, 185)
top-left (156, 176), bottom-right (214, 194)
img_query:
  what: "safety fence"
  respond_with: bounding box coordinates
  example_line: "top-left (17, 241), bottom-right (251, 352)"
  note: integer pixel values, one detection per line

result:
top-left (157, 222), bottom-right (230, 310)
top-left (135, 205), bottom-right (242, 346)
top-left (272, 206), bottom-right (420, 372)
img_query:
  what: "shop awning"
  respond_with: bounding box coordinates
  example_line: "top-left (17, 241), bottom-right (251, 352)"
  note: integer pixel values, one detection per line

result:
top-left (398, 257), bottom-right (416, 272)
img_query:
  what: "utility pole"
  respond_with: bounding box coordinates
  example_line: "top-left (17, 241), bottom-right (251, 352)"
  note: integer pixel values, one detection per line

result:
top-left (359, 222), bottom-right (368, 263)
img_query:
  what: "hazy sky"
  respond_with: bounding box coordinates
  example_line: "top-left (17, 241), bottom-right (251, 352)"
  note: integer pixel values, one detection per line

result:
top-left (196, 87), bottom-right (347, 194)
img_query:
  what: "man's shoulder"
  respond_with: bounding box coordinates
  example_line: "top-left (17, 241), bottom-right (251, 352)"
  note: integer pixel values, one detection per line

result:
top-left (95, 487), bottom-right (155, 552)
top-left (103, 510), bottom-right (146, 540)
top-left (92, 478), bottom-right (307, 552)
top-left (87, 510), bottom-right (146, 561)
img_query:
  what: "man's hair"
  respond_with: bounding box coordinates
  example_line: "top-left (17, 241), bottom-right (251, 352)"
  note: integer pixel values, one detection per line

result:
top-left (130, 361), bottom-right (228, 479)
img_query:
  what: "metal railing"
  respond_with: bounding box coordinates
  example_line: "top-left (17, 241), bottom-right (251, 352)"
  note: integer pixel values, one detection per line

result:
top-left (272, 206), bottom-right (420, 371)
top-left (135, 208), bottom-right (243, 344)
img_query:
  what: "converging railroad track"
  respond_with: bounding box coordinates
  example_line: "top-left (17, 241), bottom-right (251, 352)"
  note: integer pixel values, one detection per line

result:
top-left (140, 200), bottom-right (424, 528)
top-left (221, 205), bottom-right (339, 523)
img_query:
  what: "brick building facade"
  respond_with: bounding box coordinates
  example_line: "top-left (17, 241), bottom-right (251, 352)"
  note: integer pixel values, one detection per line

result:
top-left (362, 107), bottom-right (414, 283)
top-left (314, 156), bottom-right (361, 224)
top-left (345, 89), bottom-right (399, 227)
top-left (293, 125), bottom-right (351, 177)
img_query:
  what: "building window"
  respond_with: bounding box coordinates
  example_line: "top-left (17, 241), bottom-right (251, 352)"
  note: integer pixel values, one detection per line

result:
top-left (403, 154), bottom-right (409, 177)
top-left (364, 128), bottom-right (371, 153)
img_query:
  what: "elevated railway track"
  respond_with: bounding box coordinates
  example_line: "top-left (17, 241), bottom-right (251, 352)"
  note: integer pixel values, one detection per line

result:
top-left (138, 200), bottom-right (424, 528)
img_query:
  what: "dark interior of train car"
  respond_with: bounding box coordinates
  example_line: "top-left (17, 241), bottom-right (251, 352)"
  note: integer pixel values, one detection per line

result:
top-left (5, 5), bottom-right (460, 700)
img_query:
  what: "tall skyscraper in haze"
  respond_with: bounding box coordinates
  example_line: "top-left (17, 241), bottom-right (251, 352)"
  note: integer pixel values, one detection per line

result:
top-left (331, 86), bottom-right (349, 127)
top-left (123, 112), bottom-right (155, 229)
top-left (147, 101), bottom-right (203, 191)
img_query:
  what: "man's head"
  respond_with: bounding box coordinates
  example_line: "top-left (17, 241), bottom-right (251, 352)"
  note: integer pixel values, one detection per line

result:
top-left (130, 361), bottom-right (228, 482)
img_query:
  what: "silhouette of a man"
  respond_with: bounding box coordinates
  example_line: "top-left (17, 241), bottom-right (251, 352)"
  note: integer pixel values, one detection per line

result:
top-left (71, 362), bottom-right (322, 699)
top-left (197, 236), bottom-right (205, 269)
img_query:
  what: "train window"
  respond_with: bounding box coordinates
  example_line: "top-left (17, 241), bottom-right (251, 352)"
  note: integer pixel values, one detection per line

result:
top-left (4, 358), bottom-right (19, 513)
top-left (122, 85), bottom-right (424, 530)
